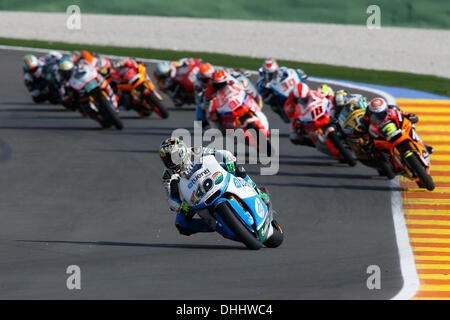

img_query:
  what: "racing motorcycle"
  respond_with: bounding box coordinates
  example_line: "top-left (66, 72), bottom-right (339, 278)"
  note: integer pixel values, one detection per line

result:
top-left (228, 69), bottom-right (263, 108)
top-left (177, 155), bottom-right (283, 250)
top-left (297, 91), bottom-right (356, 166)
top-left (338, 103), bottom-right (395, 178)
top-left (369, 111), bottom-right (434, 190)
top-left (209, 83), bottom-right (273, 156)
top-left (158, 58), bottom-right (202, 107)
top-left (258, 68), bottom-right (306, 123)
top-left (68, 61), bottom-right (123, 130)
top-left (113, 62), bottom-right (169, 118)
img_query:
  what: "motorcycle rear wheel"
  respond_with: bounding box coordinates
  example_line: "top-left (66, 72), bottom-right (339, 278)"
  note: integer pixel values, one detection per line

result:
top-left (377, 153), bottom-right (396, 180)
top-left (215, 201), bottom-right (262, 250)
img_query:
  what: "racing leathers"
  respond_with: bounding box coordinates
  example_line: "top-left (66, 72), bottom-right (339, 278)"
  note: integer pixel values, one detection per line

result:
top-left (282, 89), bottom-right (315, 147)
top-left (359, 105), bottom-right (434, 155)
top-left (60, 61), bottom-right (118, 113)
top-left (24, 56), bottom-right (61, 104)
top-left (157, 58), bottom-right (203, 107)
top-left (194, 70), bottom-right (259, 129)
top-left (256, 66), bottom-right (308, 123)
top-left (162, 147), bottom-right (269, 236)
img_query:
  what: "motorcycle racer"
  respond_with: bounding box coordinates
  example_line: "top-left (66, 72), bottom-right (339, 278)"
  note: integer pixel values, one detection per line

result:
top-left (360, 98), bottom-right (434, 154)
top-left (333, 90), bottom-right (368, 121)
top-left (23, 54), bottom-right (62, 104)
top-left (317, 84), bottom-right (334, 102)
top-left (193, 62), bottom-right (216, 127)
top-left (154, 58), bottom-right (203, 107)
top-left (59, 58), bottom-right (118, 112)
top-left (159, 137), bottom-right (270, 236)
top-left (283, 82), bottom-right (315, 146)
top-left (256, 58), bottom-right (308, 122)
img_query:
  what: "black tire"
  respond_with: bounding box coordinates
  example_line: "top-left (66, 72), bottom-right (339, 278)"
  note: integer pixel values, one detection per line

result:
top-left (378, 153), bottom-right (396, 180)
top-left (147, 91), bottom-right (169, 119)
top-left (99, 97), bottom-right (124, 130)
top-left (263, 220), bottom-right (284, 248)
top-left (247, 122), bottom-right (273, 157)
top-left (328, 131), bottom-right (357, 166)
top-left (405, 153), bottom-right (435, 191)
top-left (215, 202), bottom-right (262, 250)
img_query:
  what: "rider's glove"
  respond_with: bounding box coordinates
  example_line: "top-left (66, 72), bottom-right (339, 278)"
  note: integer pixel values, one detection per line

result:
top-left (181, 201), bottom-right (190, 213)
top-left (225, 159), bottom-right (235, 172)
top-left (407, 113), bottom-right (419, 123)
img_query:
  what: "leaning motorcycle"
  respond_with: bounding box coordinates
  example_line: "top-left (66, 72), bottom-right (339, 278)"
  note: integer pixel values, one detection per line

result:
top-left (369, 111), bottom-right (434, 190)
top-left (297, 91), bottom-right (356, 166)
top-left (177, 155), bottom-right (283, 250)
top-left (114, 63), bottom-right (169, 118)
top-left (209, 83), bottom-right (273, 156)
top-left (68, 61), bottom-right (123, 130)
top-left (338, 103), bottom-right (395, 178)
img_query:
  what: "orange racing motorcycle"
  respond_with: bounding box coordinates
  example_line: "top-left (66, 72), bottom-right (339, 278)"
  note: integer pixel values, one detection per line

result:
top-left (112, 59), bottom-right (169, 118)
top-left (368, 109), bottom-right (434, 190)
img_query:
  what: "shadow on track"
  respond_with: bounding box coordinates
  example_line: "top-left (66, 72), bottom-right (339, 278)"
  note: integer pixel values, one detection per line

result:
top-left (15, 240), bottom-right (246, 250)
top-left (260, 181), bottom-right (403, 192)
top-left (0, 125), bottom-right (102, 131)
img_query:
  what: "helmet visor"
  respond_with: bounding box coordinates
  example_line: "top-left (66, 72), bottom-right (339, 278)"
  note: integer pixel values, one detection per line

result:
top-left (371, 111), bottom-right (388, 125)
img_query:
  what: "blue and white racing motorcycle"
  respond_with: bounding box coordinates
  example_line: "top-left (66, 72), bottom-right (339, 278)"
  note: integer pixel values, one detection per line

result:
top-left (178, 155), bottom-right (284, 250)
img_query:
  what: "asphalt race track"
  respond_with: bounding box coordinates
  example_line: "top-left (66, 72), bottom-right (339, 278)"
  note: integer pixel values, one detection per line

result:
top-left (0, 49), bottom-right (403, 299)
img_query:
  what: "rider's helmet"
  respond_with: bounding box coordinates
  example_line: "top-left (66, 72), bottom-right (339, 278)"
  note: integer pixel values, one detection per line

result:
top-left (197, 63), bottom-right (215, 84)
top-left (159, 137), bottom-right (192, 173)
top-left (211, 69), bottom-right (229, 91)
top-left (45, 51), bottom-right (63, 62)
top-left (154, 61), bottom-right (175, 79)
top-left (23, 54), bottom-right (40, 73)
top-left (334, 90), bottom-right (350, 107)
top-left (317, 84), bottom-right (334, 99)
top-left (58, 57), bottom-right (75, 81)
top-left (97, 57), bottom-right (112, 77)
top-left (368, 98), bottom-right (389, 125)
top-left (292, 82), bottom-right (311, 105)
top-left (261, 59), bottom-right (280, 82)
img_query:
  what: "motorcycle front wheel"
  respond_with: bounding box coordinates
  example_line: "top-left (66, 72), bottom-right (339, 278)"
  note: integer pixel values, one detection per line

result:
top-left (99, 96), bottom-right (124, 130)
top-left (405, 153), bottom-right (435, 191)
top-left (215, 201), bottom-right (262, 250)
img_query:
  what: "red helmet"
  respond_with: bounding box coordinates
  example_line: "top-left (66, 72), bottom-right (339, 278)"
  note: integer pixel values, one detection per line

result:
top-left (198, 63), bottom-right (215, 83)
top-left (368, 98), bottom-right (389, 124)
top-left (211, 69), bottom-right (228, 90)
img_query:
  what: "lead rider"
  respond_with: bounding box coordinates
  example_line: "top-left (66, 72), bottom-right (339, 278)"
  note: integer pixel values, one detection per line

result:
top-left (159, 137), bottom-right (270, 236)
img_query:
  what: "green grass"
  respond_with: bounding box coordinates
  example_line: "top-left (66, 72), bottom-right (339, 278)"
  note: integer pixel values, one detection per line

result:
top-left (2, 37), bottom-right (449, 97)
top-left (1, 0), bottom-right (450, 30)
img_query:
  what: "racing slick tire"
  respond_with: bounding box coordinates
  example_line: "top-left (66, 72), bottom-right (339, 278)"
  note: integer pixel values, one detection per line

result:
top-left (147, 91), bottom-right (169, 119)
top-left (406, 153), bottom-right (435, 191)
top-left (328, 131), bottom-right (357, 166)
top-left (263, 220), bottom-right (284, 248)
top-left (99, 97), bottom-right (124, 130)
top-left (215, 201), bottom-right (262, 250)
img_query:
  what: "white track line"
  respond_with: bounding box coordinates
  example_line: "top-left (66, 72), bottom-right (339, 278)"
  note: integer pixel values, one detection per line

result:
top-left (0, 43), bottom-right (418, 299)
